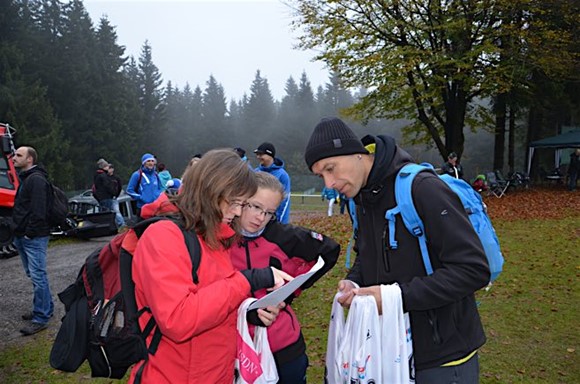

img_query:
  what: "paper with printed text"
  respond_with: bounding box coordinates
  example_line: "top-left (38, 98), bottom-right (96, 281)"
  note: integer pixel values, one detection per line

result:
top-left (248, 256), bottom-right (324, 310)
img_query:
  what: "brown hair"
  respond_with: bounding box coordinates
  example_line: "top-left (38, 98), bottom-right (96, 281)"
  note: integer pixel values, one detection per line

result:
top-left (254, 172), bottom-right (285, 201)
top-left (171, 149), bottom-right (257, 250)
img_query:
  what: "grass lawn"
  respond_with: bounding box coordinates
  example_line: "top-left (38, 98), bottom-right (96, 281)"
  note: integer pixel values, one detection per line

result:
top-left (1, 188), bottom-right (578, 383)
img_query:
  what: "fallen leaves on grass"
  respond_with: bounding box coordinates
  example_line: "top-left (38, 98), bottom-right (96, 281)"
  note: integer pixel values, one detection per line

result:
top-left (484, 187), bottom-right (579, 221)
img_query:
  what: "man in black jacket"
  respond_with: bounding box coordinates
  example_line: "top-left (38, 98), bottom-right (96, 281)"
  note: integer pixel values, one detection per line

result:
top-left (305, 117), bottom-right (490, 383)
top-left (93, 158), bottom-right (116, 214)
top-left (12, 146), bottom-right (54, 336)
top-left (441, 151), bottom-right (464, 180)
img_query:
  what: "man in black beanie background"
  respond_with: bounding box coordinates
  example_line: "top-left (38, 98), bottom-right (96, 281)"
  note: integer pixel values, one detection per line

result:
top-left (305, 117), bottom-right (490, 383)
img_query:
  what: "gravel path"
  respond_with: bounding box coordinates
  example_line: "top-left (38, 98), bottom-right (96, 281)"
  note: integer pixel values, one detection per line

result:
top-left (0, 212), bottom-right (318, 349)
top-left (0, 236), bottom-right (113, 347)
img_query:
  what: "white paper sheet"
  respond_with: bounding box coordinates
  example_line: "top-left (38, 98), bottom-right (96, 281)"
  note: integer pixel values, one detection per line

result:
top-left (248, 256), bottom-right (325, 310)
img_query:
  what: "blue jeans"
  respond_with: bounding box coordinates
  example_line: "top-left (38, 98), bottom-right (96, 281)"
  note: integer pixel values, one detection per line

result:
top-left (14, 236), bottom-right (54, 324)
top-left (100, 198), bottom-right (125, 228)
top-left (415, 353), bottom-right (480, 384)
top-left (277, 353), bottom-right (308, 384)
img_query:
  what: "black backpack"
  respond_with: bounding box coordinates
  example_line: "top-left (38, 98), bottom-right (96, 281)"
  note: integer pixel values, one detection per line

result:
top-left (49, 216), bottom-right (201, 381)
top-left (47, 183), bottom-right (69, 227)
top-left (29, 173), bottom-right (69, 227)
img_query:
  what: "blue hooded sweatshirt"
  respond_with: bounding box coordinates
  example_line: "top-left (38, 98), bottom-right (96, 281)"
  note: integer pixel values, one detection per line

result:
top-left (255, 157), bottom-right (291, 224)
top-left (127, 153), bottom-right (162, 208)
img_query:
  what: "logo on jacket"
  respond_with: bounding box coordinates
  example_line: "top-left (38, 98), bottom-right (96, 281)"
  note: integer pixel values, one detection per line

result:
top-left (310, 231), bottom-right (323, 241)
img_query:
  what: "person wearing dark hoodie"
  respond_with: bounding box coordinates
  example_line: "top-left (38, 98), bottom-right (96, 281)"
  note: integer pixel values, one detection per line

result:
top-left (305, 117), bottom-right (490, 383)
top-left (254, 142), bottom-right (291, 224)
top-left (93, 158), bottom-right (117, 213)
top-left (126, 153), bottom-right (162, 216)
top-left (11, 146), bottom-right (54, 336)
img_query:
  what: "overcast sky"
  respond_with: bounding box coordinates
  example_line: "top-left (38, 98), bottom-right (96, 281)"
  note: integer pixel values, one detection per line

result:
top-left (83, 0), bottom-right (330, 101)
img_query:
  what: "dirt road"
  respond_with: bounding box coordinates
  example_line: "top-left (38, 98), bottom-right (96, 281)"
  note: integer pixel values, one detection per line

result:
top-left (0, 236), bottom-right (112, 347)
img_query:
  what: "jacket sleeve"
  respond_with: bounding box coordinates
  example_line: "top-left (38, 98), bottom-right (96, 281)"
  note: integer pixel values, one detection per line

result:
top-left (345, 242), bottom-right (362, 285)
top-left (399, 174), bottom-right (490, 312)
top-left (126, 171), bottom-right (141, 201)
top-left (275, 172), bottom-right (291, 223)
top-left (133, 222), bottom-right (251, 343)
top-left (267, 222), bottom-right (340, 290)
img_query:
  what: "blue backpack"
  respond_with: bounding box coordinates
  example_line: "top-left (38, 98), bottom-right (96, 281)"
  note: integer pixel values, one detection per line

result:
top-left (345, 199), bottom-right (358, 268)
top-left (385, 163), bottom-right (503, 283)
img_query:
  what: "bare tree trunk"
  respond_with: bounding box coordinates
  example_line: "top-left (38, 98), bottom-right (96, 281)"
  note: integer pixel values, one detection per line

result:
top-left (508, 105), bottom-right (515, 172)
top-left (493, 93), bottom-right (507, 171)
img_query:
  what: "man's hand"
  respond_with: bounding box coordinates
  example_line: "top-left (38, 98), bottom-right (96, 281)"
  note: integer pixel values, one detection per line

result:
top-left (337, 280), bottom-right (356, 308)
top-left (257, 302), bottom-right (285, 326)
top-left (353, 285), bottom-right (383, 315)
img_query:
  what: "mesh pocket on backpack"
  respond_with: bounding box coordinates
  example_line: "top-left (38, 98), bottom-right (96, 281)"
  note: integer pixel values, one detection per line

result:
top-left (87, 292), bottom-right (147, 378)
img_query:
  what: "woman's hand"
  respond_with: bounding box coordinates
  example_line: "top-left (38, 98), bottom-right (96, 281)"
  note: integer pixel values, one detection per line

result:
top-left (257, 302), bottom-right (286, 326)
top-left (269, 267), bottom-right (293, 290)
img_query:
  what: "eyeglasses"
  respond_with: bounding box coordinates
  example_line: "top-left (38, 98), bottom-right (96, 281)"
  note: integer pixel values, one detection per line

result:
top-left (227, 200), bottom-right (246, 209)
top-left (244, 202), bottom-right (276, 221)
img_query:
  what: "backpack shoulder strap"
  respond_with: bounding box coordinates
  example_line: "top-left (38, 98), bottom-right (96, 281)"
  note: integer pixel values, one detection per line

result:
top-left (181, 228), bottom-right (201, 284)
top-left (385, 163), bottom-right (435, 275)
top-left (345, 199), bottom-right (358, 268)
top-left (132, 216), bottom-right (202, 282)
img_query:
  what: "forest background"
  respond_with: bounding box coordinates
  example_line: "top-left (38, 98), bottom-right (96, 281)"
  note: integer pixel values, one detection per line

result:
top-left (0, 0), bottom-right (578, 191)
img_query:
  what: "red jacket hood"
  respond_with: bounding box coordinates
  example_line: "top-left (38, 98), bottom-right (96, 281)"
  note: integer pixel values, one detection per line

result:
top-left (140, 193), bottom-right (178, 218)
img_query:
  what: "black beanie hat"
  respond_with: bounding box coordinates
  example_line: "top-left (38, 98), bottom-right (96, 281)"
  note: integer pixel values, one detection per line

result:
top-left (304, 117), bottom-right (368, 170)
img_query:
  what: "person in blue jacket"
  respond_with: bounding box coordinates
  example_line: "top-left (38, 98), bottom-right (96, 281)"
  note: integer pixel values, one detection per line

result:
top-left (253, 142), bottom-right (291, 223)
top-left (321, 186), bottom-right (338, 216)
top-left (126, 153), bottom-right (162, 216)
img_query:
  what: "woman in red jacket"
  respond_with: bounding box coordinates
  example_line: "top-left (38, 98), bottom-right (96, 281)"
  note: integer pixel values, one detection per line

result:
top-left (129, 150), bottom-right (291, 384)
top-left (230, 172), bottom-right (340, 383)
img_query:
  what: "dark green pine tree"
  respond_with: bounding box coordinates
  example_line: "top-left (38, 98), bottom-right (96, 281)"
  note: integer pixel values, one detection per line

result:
top-left (275, 76), bottom-right (301, 152)
top-left (90, 16), bottom-right (140, 183)
top-left (161, 82), bottom-right (196, 172)
top-left (137, 40), bottom-right (165, 151)
top-left (1, 0), bottom-right (73, 186)
top-left (189, 85), bottom-right (204, 157)
top-left (242, 70), bottom-right (276, 145)
top-left (318, 72), bottom-right (354, 118)
top-left (200, 75), bottom-right (228, 151)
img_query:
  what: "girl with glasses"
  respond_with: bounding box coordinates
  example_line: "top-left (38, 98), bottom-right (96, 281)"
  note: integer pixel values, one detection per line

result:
top-left (229, 172), bottom-right (340, 383)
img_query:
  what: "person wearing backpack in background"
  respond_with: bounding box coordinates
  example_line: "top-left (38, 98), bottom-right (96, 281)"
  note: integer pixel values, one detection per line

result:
top-left (126, 153), bottom-right (162, 217)
top-left (11, 146), bottom-right (54, 336)
top-left (93, 158), bottom-right (117, 213)
top-left (230, 172), bottom-right (340, 383)
top-left (305, 117), bottom-right (490, 383)
top-left (129, 149), bottom-right (292, 384)
top-left (441, 151), bottom-right (464, 180)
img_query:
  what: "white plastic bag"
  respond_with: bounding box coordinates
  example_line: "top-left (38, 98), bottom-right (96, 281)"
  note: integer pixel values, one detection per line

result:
top-left (325, 292), bottom-right (345, 383)
top-left (380, 284), bottom-right (414, 383)
top-left (337, 294), bottom-right (381, 384)
top-left (235, 298), bottom-right (278, 384)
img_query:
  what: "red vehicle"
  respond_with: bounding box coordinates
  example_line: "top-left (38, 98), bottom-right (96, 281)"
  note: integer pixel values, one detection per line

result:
top-left (0, 123), bottom-right (20, 258)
